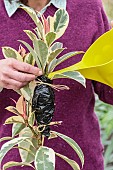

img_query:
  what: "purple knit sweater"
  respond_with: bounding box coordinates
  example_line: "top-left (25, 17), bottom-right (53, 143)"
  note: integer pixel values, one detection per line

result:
top-left (0, 0), bottom-right (113, 169)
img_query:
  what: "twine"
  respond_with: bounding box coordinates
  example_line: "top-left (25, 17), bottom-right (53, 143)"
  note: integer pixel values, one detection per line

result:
top-left (36, 79), bottom-right (70, 91)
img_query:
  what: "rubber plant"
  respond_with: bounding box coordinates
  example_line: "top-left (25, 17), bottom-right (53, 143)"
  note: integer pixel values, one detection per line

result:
top-left (0, 7), bottom-right (85, 170)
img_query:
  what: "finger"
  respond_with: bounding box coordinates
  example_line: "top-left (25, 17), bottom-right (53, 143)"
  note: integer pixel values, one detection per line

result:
top-left (7, 68), bottom-right (36, 82)
top-left (3, 78), bottom-right (28, 90)
top-left (10, 59), bottom-right (42, 76)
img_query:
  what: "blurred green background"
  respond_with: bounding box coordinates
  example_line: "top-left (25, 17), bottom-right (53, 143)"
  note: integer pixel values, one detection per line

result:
top-left (95, 1), bottom-right (113, 170)
top-left (102, 0), bottom-right (113, 21)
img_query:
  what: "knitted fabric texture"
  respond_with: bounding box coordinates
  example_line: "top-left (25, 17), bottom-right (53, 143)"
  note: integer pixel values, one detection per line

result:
top-left (0, 0), bottom-right (113, 169)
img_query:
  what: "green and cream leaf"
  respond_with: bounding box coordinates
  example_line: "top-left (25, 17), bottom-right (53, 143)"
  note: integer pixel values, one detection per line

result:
top-left (18, 40), bottom-right (42, 69)
top-left (56, 51), bottom-right (84, 66)
top-left (33, 39), bottom-right (48, 72)
top-left (18, 127), bottom-right (38, 163)
top-left (24, 53), bottom-right (35, 65)
top-left (52, 131), bottom-right (84, 168)
top-left (12, 123), bottom-right (26, 137)
top-left (48, 48), bottom-right (65, 64)
top-left (0, 137), bottom-right (29, 163)
top-left (53, 9), bottom-right (69, 39)
top-left (35, 146), bottom-right (55, 170)
top-left (56, 152), bottom-right (80, 170)
top-left (20, 84), bottom-right (32, 101)
top-left (24, 30), bottom-right (37, 41)
top-left (28, 112), bottom-right (35, 126)
top-left (2, 47), bottom-right (23, 62)
top-left (50, 42), bottom-right (63, 52)
top-left (5, 106), bottom-right (21, 116)
top-left (0, 137), bottom-right (13, 143)
top-left (21, 6), bottom-right (44, 39)
top-left (3, 161), bottom-right (35, 170)
top-left (52, 71), bottom-right (86, 87)
top-left (46, 32), bottom-right (56, 47)
top-left (5, 116), bottom-right (25, 125)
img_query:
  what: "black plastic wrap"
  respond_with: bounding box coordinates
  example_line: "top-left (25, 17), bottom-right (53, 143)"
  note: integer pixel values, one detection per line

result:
top-left (32, 75), bottom-right (55, 137)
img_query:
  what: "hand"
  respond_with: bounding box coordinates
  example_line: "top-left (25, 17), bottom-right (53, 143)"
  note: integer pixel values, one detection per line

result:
top-left (111, 21), bottom-right (113, 28)
top-left (0, 58), bottom-right (42, 90)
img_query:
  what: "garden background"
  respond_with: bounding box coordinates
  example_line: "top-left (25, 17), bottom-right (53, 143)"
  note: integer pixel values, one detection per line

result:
top-left (95, 1), bottom-right (113, 169)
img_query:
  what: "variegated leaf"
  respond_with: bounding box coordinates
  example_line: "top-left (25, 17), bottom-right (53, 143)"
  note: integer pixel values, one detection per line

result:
top-left (0, 137), bottom-right (13, 143)
top-left (33, 39), bottom-right (48, 72)
top-left (52, 71), bottom-right (86, 87)
top-left (28, 112), bottom-right (35, 126)
top-left (35, 146), bottom-right (55, 170)
top-left (48, 48), bottom-right (65, 64)
top-left (18, 40), bottom-right (42, 69)
top-left (50, 42), bottom-right (63, 52)
top-left (3, 161), bottom-right (35, 170)
top-left (20, 84), bottom-right (32, 101)
top-left (5, 106), bottom-right (21, 116)
top-left (24, 30), bottom-right (37, 41)
top-left (24, 53), bottom-right (35, 66)
top-left (53, 9), bottom-right (69, 39)
top-left (56, 153), bottom-right (80, 170)
top-left (46, 32), bottom-right (56, 47)
top-left (56, 51), bottom-right (84, 67)
top-left (2, 47), bottom-right (23, 62)
top-left (0, 137), bottom-right (29, 163)
top-left (21, 6), bottom-right (44, 39)
top-left (18, 127), bottom-right (38, 163)
top-left (12, 123), bottom-right (26, 137)
top-left (5, 116), bottom-right (25, 125)
top-left (52, 131), bottom-right (84, 168)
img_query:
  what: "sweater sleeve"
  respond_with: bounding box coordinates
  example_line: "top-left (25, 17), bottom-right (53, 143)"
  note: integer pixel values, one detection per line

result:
top-left (92, 1), bottom-right (113, 105)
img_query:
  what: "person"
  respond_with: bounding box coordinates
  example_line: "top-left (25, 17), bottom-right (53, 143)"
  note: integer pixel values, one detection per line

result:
top-left (0, 0), bottom-right (112, 170)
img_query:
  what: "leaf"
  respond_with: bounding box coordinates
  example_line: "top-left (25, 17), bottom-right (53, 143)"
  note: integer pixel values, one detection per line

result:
top-left (48, 132), bottom-right (58, 140)
top-left (5, 116), bottom-right (25, 124)
top-left (50, 42), bottom-right (63, 52)
top-left (47, 48), bottom-right (65, 73)
top-left (21, 6), bottom-right (44, 39)
top-left (52, 71), bottom-right (86, 87)
top-left (52, 131), bottom-right (84, 168)
top-left (18, 40), bottom-right (42, 69)
top-left (42, 15), bottom-right (50, 34)
top-left (3, 161), bottom-right (35, 170)
top-left (12, 123), bottom-right (26, 137)
top-left (2, 47), bottom-right (23, 62)
top-left (47, 58), bottom-right (57, 74)
top-left (0, 137), bottom-right (13, 143)
top-left (33, 39), bottom-right (48, 72)
top-left (35, 146), bottom-right (55, 170)
top-left (47, 16), bottom-right (55, 32)
top-left (54, 9), bottom-right (69, 39)
top-left (29, 80), bottom-right (36, 97)
top-left (56, 152), bottom-right (80, 170)
top-left (20, 84), bottom-right (32, 101)
top-left (16, 96), bottom-right (24, 115)
top-left (46, 32), bottom-right (56, 47)
top-left (24, 53), bottom-right (35, 66)
top-left (28, 112), bottom-right (35, 126)
top-left (5, 106), bottom-right (21, 116)
top-left (56, 51), bottom-right (84, 67)
top-left (18, 127), bottom-right (38, 163)
top-left (48, 48), bottom-right (65, 64)
top-left (0, 137), bottom-right (29, 163)
top-left (24, 30), bottom-right (37, 41)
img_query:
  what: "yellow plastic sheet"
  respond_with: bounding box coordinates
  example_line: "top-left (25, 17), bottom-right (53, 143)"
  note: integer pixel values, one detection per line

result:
top-left (48, 29), bottom-right (113, 88)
